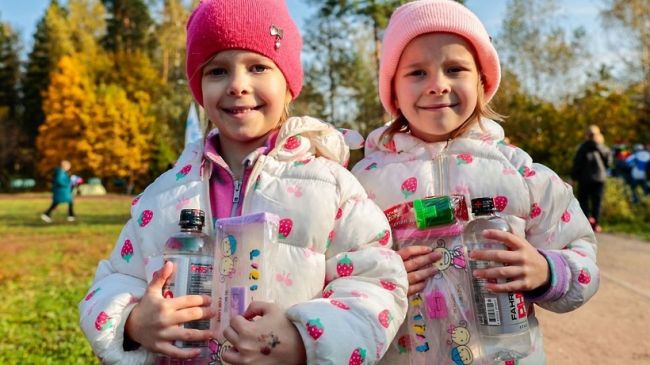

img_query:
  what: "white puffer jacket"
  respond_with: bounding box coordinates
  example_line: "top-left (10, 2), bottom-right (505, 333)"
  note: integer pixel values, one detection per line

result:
top-left (79, 116), bottom-right (408, 365)
top-left (352, 119), bottom-right (599, 365)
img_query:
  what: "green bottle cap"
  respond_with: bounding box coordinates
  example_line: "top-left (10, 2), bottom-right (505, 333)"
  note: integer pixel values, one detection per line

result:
top-left (413, 196), bottom-right (455, 229)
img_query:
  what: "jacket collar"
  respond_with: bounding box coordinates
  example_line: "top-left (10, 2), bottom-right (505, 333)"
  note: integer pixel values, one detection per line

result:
top-left (364, 118), bottom-right (506, 155)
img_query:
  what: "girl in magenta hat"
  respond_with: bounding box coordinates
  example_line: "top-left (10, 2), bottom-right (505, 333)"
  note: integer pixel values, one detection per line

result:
top-left (353, 0), bottom-right (599, 364)
top-left (79, 1), bottom-right (408, 364)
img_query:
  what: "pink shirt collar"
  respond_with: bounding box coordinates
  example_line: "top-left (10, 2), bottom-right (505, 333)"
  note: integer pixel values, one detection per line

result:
top-left (203, 129), bottom-right (279, 170)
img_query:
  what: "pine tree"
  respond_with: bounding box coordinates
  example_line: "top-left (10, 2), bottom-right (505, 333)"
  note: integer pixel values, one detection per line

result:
top-left (0, 21), bottom-right (23, 186)
top-left (0, 21), bottom-right (20, 118)
top-left (101, 0), bottom-right (156, 54)
top-left (21, 0), bottom-right (74, 148)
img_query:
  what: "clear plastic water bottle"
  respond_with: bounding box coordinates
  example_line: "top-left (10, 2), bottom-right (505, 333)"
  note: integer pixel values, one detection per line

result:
top-left (158, 208), bottom-right (214, 365)
top-left (464, 197), bottom-right (531, 362)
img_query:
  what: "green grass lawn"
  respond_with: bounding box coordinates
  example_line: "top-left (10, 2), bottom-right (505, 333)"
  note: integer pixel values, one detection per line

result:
top-left (0, 193), bottom-right (131, 365)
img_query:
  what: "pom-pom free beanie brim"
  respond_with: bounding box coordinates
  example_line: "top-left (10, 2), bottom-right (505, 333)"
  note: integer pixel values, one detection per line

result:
top-left (186, 0), bottom-right (303, 106)
top-left (379, 0), bottom-right (500, 116)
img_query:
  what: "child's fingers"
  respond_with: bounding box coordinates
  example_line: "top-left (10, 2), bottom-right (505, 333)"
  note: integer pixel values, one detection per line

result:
top-left (403, 251), bottom-right (442, 273)
top-left (407, 281), bottom-right (427, 296)
top-left (473, 265), bottom-right (522, 281)
top-left (469, 248), bottom-right (518, 265)
top-left (397, 245), bottom-right (432, 261)
top-left (220, 346), bottom-right (242, 364)
top-left (407, 267), bottom-right (437, 287)
top-left (155, 341), bottom-right (203, 359)
top-left (222, 325), bottom-right (241, 347)
top-left (482, 229), bottom-right (527, 250)
top-left (484, 279), bottom-right (526, 293)
top-left (168, 304), bottom-right (215, 324)
top-left (147, 261), bottom-right (174, 294)
top-left (169, 294), bottom-right (212, 310)
top-left (242, 300), bottom-right (272, 320)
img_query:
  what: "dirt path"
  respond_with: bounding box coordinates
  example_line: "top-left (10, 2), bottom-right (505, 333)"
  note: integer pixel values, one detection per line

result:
top-left (536, 233), bottom-right (650, 364)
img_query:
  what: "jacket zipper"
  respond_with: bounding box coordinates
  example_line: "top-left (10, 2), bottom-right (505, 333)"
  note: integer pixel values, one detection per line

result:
top-left (230, 179), bottom-right (242, 217)
top-left (433, 139), bottom-right (451, 196)
top-left (201, 160), bottom-right (215, 237)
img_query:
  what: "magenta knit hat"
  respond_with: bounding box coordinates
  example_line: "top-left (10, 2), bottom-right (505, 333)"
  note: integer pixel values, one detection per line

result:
top-left (186, 0), bottom-right (303, 106)
top-left (379, 0), bottom-right (500, 116)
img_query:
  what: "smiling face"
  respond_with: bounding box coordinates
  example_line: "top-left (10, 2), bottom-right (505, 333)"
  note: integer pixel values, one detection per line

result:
top-left (393, 33), bottom-right (480, 143)
top-left (201, 50), bottom-right (291, 150)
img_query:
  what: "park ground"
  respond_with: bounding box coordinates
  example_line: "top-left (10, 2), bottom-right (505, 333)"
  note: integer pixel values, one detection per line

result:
top-left (0, 194), bottom-right (648, 364)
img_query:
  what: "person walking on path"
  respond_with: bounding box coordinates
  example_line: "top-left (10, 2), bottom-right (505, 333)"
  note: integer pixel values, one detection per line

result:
top-left (625, 143), bottom-right (650, 203)
top-left (571, 125), bottom-right (611, 232)
top-left (41, 160), bottom-right (75, 223)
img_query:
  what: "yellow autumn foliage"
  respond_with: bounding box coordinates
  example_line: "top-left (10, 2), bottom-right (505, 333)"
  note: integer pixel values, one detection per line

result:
top-left (36, 54), bottom-right (154, 182)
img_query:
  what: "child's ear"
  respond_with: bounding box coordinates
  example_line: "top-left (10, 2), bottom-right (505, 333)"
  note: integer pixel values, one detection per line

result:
top-left (285, 89), bottom-right (292, 103)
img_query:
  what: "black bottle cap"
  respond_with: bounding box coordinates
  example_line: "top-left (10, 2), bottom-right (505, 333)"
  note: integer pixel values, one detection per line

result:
top-left (471, 197), bottom-right (496, 216)
top-left (179, 209), bottom-right (205, 228)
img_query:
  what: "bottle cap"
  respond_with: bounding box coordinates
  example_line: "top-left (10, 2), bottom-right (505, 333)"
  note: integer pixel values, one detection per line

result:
top-left (413, 196), bottom-right (455, 229)
top-left (179, 209), bottom-right (205, 228)
top-left (471, 197), bottom-right (496, 216)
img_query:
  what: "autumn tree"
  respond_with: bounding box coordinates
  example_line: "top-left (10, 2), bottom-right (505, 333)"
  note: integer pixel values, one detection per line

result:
top-left (36, 55), bottom-right (154, 186)
top-left (86, 85), bottom-right (154, 186)
top-left (67, 0), bottom-right (106, 63)
top-left (601, 0), bottom-right (650, 141)
top-left (498, 0), bottom-right (589, 101)
top-left (147, 0), bottom-right (194, 177)
top-left (0, 20), bottom-right (23, 187)
top-left (36, 56), bottom-right (95, 177)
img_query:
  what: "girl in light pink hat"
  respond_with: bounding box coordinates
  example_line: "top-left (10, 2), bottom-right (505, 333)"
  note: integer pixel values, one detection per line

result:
top-left (79, 1), bottom-right (408, 364)
top-left (353, 0), bottom-right (599, 364)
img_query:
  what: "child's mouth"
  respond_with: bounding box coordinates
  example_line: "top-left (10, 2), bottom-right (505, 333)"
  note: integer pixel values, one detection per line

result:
top-left (223, 106), bottom-right (262, 115)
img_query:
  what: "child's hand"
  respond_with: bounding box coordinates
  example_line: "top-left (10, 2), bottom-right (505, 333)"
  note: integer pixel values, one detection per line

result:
top-left (221, 301), bottom-right (306, 365)
top-left (469, 229), bottom-right (550, 293)
top-left (398, 245), bottom-right (443, 295)
top-left (125, 261), bottom-right (214, 358)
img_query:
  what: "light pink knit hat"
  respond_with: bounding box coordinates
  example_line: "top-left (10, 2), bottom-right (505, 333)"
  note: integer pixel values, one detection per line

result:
top-left (186, 0), bottom-right (303, 106)
top-left (379, 0), bottom-right (500, 116)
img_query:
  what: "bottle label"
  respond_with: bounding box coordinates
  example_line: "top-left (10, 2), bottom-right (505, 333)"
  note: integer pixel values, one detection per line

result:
top-left (164, 254), bottom-right (214, 348)
top-left (469, 241), bottom-right (529, 335)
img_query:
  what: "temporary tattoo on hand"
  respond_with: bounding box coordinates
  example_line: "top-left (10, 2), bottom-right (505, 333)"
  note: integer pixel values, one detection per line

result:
top-left (257, 332), bottom-right (281, 354)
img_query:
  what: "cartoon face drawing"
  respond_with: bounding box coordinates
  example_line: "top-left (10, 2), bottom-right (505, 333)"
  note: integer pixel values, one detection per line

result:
top-left (451, 326), bottom-right (470, 345)
top-left (220, 257), bottom-right (236, 279)
top-left (433, 245), bottom-right (452, 271)
top-left (450, 345), bottom-right (473, 365)
top-left (219, 235), bottom-right (238, 281)
top-left (222, 235), bottom-right (237, 256)
top-left (433, 240), bottom-right (467, 278)
top-left (448, 321), bottom-right (474, 365)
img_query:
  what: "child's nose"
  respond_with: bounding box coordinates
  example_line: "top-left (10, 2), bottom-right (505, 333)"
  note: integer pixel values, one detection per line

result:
top-left (227, 72), bottom-right (252, 96)
top-left (426, 74), bottom-right (450, 95)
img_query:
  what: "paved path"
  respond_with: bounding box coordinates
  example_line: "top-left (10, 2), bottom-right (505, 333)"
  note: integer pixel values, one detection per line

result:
top-left (537, 233), bottom-right (650, 364)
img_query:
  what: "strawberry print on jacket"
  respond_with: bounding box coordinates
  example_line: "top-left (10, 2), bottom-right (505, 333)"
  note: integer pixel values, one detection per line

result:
top-left (353, 119), bottom-right (599, 365)
top-left (78, 116), bottom-right (408, 365)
